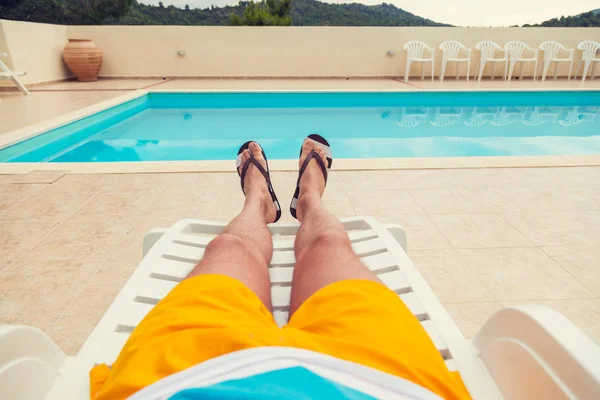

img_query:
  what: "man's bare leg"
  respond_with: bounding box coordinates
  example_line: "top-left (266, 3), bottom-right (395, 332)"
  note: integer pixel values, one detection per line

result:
top-left (186, 142), bottom-right (277, 311)
top-left (290, 140), bottom-right (381, 315)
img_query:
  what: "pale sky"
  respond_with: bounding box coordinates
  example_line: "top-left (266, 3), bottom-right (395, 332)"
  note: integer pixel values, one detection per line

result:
top-left (142, 0), bottom-right (599, 27)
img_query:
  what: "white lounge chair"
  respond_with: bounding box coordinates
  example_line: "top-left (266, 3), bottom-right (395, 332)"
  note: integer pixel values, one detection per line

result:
top-left (464, 107), bottom-right (499, 126)
top-left (475, 41), bottom-right (508, 81)
top-left (404, 40), bottom-right (435, 82)
top-left (559, 106), bottom-right (599, 126)
top-left (492, 107), bottom-right (526, 126)
top-left (574, 40), bottom-right (600, 81)
top-left (2, 217), bottom-right (600, 399)
top-left (0, 53), bottom-right (30, 95)
top-left (539, 41), bottom-right (575, 81)
top-left (439, 40), bottom-right (472, 82)
top-left (431, 107), bottom-right (464, 127)
top-left (505, 41), bottom-right (539, 81)
top-left (523, 106), bottom-right (561, 126)
top-left (396, 107), bottom-right (431, 128)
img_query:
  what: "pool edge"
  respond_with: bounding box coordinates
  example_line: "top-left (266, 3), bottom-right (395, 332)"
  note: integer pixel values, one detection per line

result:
top-left (2, 155), bottom-right (600, 175)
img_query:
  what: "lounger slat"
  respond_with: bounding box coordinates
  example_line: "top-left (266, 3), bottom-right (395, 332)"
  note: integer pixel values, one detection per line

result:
top-left (271, 250), bottom-right (296, 266)
top-left (271, 286), bottom-right (292, 309)
top-left (162, 243), bottom-right (205, 263)
top-left (445, 359), bottom-right (458, 372)
top-left (100, 333), bottom-right (132, 363)
top-left (360, 251), bottom-right (397, 272)
top-left (135, 278), bottom-right (178, 302)
top-left (352, 237), bottom-right (386, 257)
top-left (171, 234), bottom-right (213, 247)
top-left (421, 320), bottom-right (450, 356)
top-left (273, 311), bottom-right (289, 327)
top-left (378, 270), bottom-right (411, 294)
top-left (116, 302), bottom-right (155, 328)
top-left (268, 266), bottom-right (294, 284)
top-left (269, 229), bottom-right (379, 252)
top-left (146, 257), bottom-right (195, 279)
top-left (399, 292), bottom-right (427, 320)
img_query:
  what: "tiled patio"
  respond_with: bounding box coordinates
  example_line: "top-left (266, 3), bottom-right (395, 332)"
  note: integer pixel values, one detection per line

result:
top-left (1, 78), bottom-right (599, 355)
top-left (1, 167), bottom-right (599, 354)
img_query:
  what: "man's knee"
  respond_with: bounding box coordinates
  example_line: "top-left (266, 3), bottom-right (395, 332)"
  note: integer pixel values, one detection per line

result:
top-left (207, 233), bottom-right (248, 254)
top-left (206, 233), bottom-right (265, 264)
top-left (304, 228), bottom-right (351, 253)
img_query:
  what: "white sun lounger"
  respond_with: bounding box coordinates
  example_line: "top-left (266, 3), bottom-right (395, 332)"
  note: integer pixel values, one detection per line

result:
top-left (2, 217), bottom-right (600, 399)
top-left (0, 53), bottom-right (30, 95)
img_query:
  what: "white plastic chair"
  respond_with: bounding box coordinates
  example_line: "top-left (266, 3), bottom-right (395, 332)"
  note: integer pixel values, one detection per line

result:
top-left (0, 53), bottom-right (29, 94)
top-left (475, 41), bottom-right (508, 81)
top-left (539, 41), bottom-right (574, 81)
top-left (559, 106), bottom-right (599, 126)
top-left (464, 107), bottom-right (499, 126)
top-left (505, 41), bottom-right (539, 81)
top-left (431, 107), bottom-right (464, 127)
top-left (574, 40), bottom-right (600, 81)
top-left (404, 40), bottom-right (435, 82)
top-left (492, 107), bottom-right (525, 126)
top-left (523, 107), bottom-right (561, 126)
top-left (396, 107), bottom-right (431, 128)
top-left (439, 41), bottom-right (472, 81)
top-left (2, 217), bottom-right (600, 400)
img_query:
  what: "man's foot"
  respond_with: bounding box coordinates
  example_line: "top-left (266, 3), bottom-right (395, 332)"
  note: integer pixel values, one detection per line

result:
top-left (296, 139), bottom-right (328, 221)
top-left (238, 142), bottom-right (277, 223)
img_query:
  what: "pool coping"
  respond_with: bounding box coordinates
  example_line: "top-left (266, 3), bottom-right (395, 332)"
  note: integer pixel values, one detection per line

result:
top-left (1, 87), bottom-right (600, 174)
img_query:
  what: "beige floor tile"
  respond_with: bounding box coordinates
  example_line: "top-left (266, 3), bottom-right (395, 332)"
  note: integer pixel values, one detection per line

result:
top-left (0, 255), bottom-right (102, 318)
top-left (47, 312), bottom-right (101, 356)
top-left (0, 219), bottom-right (57, 253)
top-left (503, 299), bottom-right (600, 342)
top-left (499, 210), bottom-right (600, 246)
top-left (499, 168), bottom-right (577, 186)
top-left (0, 175), bottom-right (17, 185)
top-left (373, 214), bottom-right (451, 250)
top-left (442, 302), bottom-right (504, 339)
top-left (111, 216), bottom-right (188, 260)
top-left (41, 174), bottom-right (115, 195)
top-left (445, 169), bottom-right (521, 188)
top-left (323, 190), bottom-right (356, 218)
top-left (411, 249), bottom-right (493, 302)
top-left (31, 218), bottom-right (131, 259)
top-left (0, 314), bottom-right (60, 333)
top-left (1, 192), bottom-right (91, 223)
top-left (0, 91), bottom-right (126, 135)
top-left (542, 245), bottom-right (600, 296)
top-left (327, 170), bottom-right (403, 192)
top-left (465, 186), bottom-right (533, 213)
top-left (101, 174), bottom-right (171, 195)
top-left (216, 191), bottom-right (245, 220)
top-left (393, 169), bottom-right (455, 188)
top-left (35, 78), bottom-right (164, 91)
top-left (347, 188), bottom-right (424, 215)
top-left (430, 213), bottom-right (533, 248)
top-left (151, 190), bottom-right (217, 210)
top-left (69, 193), bottom-right (156, 223)
top-left (11, 170), bottom-right (67, 184)
top-left (551, 167), bottom-right (600, 185)
top-left (459, 248), bottom-right (594, 301)
top-left (0, 183), bottom-right (47, 212)
top-left (409, 187), bottom-right (484, 214)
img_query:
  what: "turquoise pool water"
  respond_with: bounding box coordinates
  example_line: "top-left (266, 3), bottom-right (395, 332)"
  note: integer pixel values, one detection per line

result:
top-left (1, 91), bottom-right (599, 162)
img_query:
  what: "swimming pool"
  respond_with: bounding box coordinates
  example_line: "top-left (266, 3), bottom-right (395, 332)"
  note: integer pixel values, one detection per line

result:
top-left (1, 91), bottom-right (599, 162)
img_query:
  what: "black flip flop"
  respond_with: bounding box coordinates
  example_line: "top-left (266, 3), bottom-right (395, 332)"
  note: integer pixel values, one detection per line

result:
top-left (290, 134), bottom-right (333, 220)
top-left (236, 141), bottom-right (282, 223)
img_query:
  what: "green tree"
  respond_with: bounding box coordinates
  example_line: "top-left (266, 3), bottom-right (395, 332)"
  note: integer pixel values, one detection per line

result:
top-left (229, 0), bottom-right (291, 26)
top-left (185, 4), bottom-right (190, 11)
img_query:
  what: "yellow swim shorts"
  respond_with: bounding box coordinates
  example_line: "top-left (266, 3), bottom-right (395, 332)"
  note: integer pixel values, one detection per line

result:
top-left (91, 274), bottom-right (470, 399)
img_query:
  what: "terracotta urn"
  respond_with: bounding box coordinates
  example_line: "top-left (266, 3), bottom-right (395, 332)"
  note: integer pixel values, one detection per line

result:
top-left (63, 39), bottom-right (102, 82)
